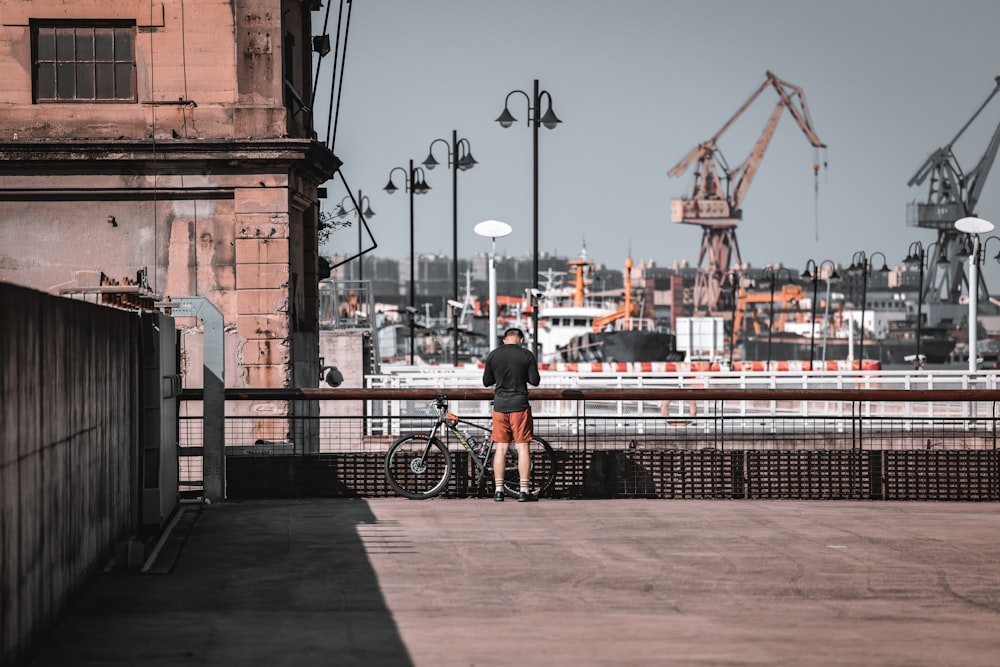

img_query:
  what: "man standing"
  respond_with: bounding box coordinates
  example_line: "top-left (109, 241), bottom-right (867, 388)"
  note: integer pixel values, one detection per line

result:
top-left (482, 327), bottom-right (541, 502)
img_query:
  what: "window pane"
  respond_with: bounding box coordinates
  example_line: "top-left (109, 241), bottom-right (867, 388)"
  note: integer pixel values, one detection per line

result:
top-left (95, 28), bottom-right (113, 60)
top-left (96, 63), bottom-right (113, 98)
top-left (35, 22), bottom-right (136, 103)
top-left (56, 28), bottom-right (75, 60)
top-left (114, 28), bottom-right (133, 61)
top-left (77, 30), bottom-right (94, 61)
top-left (114, 63), bottom-right (133, 99)
top-left (77, 63), bottom-right (95, 99)
top-left (37, 63), bottom-right (55, 98)
top-left (37, 29), bottom-right (54, 61)
top-left (57, 63), bottom-right (75, 98)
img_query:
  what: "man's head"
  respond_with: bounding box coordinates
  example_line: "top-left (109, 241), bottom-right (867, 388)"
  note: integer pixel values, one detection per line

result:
top-left (503, 327), bottom-right (525, 345)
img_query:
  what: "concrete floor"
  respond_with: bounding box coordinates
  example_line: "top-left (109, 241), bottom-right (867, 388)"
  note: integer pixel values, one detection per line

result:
top-left (25, 498), bottom-right (1000, 667)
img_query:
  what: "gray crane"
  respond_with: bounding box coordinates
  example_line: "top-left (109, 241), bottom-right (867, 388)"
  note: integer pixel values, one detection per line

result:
top-left (908, 76), bottom-right (1000, 310)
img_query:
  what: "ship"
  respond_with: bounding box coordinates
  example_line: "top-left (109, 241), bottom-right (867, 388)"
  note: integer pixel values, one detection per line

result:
top-left (740, 332), bottom-right (866, 364)
top-left (878, 320), bottom-right (957, 365)
top-left (526, 251), bottom-right (682, 364)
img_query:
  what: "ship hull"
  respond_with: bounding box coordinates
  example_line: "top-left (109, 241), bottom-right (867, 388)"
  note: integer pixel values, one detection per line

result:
top-left (741, 335), bottom-right (878, 362)
top-left (741, 334), bottom-right (956, 365)
top-left (560, 330), bottom-right (683, 363)
top-left (879, 337), bottom-right (956, 365)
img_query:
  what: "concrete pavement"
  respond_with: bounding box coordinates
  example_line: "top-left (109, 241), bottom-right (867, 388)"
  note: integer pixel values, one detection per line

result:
top-left (25, 498), bottom-right (1000, 667)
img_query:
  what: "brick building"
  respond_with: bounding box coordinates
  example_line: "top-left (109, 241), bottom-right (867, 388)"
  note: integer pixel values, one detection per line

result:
top-left (0, 0), bottom-right (339, 388)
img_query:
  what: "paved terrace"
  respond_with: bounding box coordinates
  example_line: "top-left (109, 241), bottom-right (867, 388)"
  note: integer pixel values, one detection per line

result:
top-left (26, 499), bottom-right (1000, 667)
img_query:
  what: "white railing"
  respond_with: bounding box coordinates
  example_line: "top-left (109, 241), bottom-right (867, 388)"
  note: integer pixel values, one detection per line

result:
top-left (368, 366), bottom-right (1000, 421)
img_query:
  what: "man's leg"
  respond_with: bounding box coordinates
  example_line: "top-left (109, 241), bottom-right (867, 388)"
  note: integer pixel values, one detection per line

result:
top-left (493, 442), bottom-right (509, 501)
top-left (515, 442), bottom-right (531, 481)
top-left (515, 442), bottom-right (537, 501)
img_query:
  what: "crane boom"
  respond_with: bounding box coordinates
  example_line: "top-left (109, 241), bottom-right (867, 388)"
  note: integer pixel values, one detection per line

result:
top-left (908, 76), bottom-right (1000, 224)
top-left (668, 71), bottom-right (826, 223)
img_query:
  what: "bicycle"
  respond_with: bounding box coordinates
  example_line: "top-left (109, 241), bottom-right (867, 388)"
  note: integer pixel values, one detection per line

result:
top-left (384, 394), bottom-right (566, 500)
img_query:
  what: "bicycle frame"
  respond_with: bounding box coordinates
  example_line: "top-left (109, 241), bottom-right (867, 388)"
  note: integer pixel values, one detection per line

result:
top-left (435, 405), bottom-right (496, 487)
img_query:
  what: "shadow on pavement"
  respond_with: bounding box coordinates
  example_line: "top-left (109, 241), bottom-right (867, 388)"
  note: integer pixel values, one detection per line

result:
top-left (26, 499), bottom-right (412, 667)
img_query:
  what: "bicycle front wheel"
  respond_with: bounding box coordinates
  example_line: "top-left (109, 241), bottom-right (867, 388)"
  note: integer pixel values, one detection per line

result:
top-left (385, 435), bottom-right (452, 499)
top-left (495, 436), bottom-right (560, 498)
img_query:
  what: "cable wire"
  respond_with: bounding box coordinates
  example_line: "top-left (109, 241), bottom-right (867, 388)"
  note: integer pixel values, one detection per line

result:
top-left (329, 0), bottom-right (354, 152)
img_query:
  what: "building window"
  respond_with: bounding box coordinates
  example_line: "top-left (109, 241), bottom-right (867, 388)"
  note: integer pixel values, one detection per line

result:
top-left (33, 22), bottom-right (136, 102)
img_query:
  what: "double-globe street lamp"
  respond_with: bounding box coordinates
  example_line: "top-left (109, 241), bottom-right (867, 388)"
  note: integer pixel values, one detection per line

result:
top-left (423, 130), bottom-right (478, 365)
top-left (496, 79), bottom-right (561, 357)
top-left (759, 267), bottom-right (795, 370)
top-left (801, 259), bottom-right (840, 368)
top-left (847, 250), bottom-right (889, 367)
top-left (384, 160), bottom-right (432, 364)
top-left (903, 241), bottom-right (947, 366)
top-left (332, 190), bottom-right (375, 282)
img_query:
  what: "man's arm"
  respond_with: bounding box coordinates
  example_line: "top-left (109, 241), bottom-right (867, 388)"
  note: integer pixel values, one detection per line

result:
top-left (527, 352), bottom-right (540, 387)
top-left (482, 356), bottom-right (495, 387)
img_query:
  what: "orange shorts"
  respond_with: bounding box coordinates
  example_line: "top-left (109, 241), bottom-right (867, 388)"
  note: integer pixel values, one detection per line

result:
top-left (491, 409), bottom-right (533, 444)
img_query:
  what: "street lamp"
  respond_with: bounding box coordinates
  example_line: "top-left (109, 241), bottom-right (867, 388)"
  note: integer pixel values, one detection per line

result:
top-left (496, 79), bottom-right (561, 357)
top-left (955, 217), bottom-right (996, 372)
top-left (423, 130), bottom-right (477, 366)
top-left (847, 250), bottom-right (889, 367)
top-left (384, 160), bottom-right (432, 365)
top-left (801, 259), bottom-right (839, 368)
top-left (759, 266), bottom-right (794, 370)
top-left (474, 220), bottom-right (514, 352)
top-left (903, 241), bottom-right (947, 366)
top-left (332, 190), bottom-right (375, 282)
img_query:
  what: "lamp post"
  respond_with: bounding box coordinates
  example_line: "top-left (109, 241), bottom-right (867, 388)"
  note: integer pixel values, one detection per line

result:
top-left (759, 266), bottom-right (794, 370)
top-left (903, 241), bottom-right (946, 366)
top-left (801, 259), bottom-right (839, 368)
top-left (384, 160), bottom-right (432, 364)
top-left (496, 79), bottom-right (561, 357)
top-left (423, 130), bottom-right (477, 366)
top-left (474, 220), bottom-right (514, 352)
top-left (955, 217), bottom-right (996, 372)
top-left (332, 190), bottom-right (375, 282)
top-left (847, 250), bottom-right (889, 367)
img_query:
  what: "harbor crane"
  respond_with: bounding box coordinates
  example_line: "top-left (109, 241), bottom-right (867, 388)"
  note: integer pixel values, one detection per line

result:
top-left (668, 71), bottom-right (826, 313)
top-left (907, 76), bottom-right (1000, 309)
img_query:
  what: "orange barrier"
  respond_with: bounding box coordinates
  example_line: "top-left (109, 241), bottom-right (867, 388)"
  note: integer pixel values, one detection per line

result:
top-left (534, 360), bottom-right (882, 373)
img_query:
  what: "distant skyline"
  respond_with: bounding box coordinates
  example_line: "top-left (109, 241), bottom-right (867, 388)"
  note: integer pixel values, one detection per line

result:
top-left (314, 0), bottom-right (1000, 287)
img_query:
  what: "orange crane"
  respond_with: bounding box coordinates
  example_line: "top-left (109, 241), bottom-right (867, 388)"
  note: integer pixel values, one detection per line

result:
top-left (732, 283), bottom-right (808, 340)
top-left (668, 71), bottom-right (826, 313)
top-left (591, 256), bottom-right (640, 332)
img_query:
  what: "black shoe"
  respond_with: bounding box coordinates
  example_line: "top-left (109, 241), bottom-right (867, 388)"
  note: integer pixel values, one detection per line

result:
top-left (494, 490), bottom-right (505, 502)
top-left (517, 491), bottom-right (538, 502)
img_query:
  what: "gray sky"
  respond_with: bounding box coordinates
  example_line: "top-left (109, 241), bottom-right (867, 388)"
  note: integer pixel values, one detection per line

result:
top-left (315, 0), bottom-right (1000, 283)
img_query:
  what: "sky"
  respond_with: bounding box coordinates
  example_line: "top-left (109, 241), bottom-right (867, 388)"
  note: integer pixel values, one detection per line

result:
top-left (313, 0), bottom-right (1000, 285)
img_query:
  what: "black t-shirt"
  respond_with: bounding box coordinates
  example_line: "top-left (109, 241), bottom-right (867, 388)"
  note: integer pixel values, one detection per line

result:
top-left (482, 343), bottom-right (540, 413)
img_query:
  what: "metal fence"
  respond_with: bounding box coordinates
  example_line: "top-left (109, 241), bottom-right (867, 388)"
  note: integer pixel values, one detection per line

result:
top-left (177, 372), bottom-right (1000, 501)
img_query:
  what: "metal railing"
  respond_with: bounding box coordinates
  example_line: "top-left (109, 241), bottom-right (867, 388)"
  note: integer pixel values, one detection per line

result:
top-left (177, 379), bottom-right (1000, 501)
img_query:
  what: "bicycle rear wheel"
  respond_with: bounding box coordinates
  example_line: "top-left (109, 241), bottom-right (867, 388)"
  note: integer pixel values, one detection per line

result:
top-left (495, 436), bottom-right (560, 498)
top-left (385, 435), bottom-right (452, 499)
